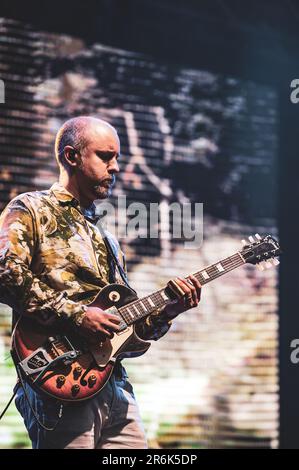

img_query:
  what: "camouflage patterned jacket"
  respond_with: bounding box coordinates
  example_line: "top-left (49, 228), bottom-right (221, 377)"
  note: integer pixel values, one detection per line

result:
top-left (0, 182), bottom-right (171, 340)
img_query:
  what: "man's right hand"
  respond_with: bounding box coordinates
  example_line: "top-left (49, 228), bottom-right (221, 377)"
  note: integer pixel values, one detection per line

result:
top-left (80, 306), bottom-right (121, 340)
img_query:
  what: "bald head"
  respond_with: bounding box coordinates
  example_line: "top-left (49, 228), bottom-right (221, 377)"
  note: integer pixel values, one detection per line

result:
top-left (55, 116), bottom-right (118, 170)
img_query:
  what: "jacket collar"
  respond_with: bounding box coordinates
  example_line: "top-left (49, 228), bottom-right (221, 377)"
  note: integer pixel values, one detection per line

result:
top-left (50, 182), bottom-right (99, 224)
top-left (50, 182), bottom-right (80, 207)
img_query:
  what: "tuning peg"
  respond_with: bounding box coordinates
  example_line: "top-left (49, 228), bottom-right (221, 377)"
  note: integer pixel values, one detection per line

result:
top-left (272, 258), bottom-right (280, 266)
top-left (265, 261), bottom-right (273, 269)
top-left (269, 260), bottom-right (276, 267)
top-left (248, 236), bottom-right (255, 243)
top-left (241, 239), bottom-right (247, 246)
top-left (255, 233), bottom-right (262, 240)
top-left (257, 263), bottom-right (265, 271)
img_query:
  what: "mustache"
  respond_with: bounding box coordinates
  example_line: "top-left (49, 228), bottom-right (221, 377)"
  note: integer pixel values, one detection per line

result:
top-left (96, 175), bottom-right (116, 186)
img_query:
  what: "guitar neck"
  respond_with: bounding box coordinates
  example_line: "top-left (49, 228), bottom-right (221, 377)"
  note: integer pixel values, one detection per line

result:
top-left (118, 251), bottom-right (245, 326)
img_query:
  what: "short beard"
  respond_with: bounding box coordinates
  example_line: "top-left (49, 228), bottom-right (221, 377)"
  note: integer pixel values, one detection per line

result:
top-left (93, 185), bottom-right (112, 199)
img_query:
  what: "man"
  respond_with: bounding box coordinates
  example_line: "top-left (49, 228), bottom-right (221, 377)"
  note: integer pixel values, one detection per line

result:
top-left (0, 116), bottom-right (201, 449)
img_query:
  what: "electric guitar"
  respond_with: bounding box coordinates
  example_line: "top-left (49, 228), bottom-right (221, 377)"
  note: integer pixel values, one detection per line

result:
top-left (11, 234), bottom-right (281, 402)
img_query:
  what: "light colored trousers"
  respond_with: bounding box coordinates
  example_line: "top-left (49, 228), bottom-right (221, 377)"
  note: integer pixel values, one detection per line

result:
top-left (15, 365), bottom-right (148, 449)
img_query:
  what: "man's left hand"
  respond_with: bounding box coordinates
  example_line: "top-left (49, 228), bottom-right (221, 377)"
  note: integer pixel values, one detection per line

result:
top-left (162, 274), bottom-right (202, 321)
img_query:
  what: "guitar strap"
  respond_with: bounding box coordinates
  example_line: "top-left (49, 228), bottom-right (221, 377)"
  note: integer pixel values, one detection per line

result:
top-left (96, 220), bottom-right (137, 294)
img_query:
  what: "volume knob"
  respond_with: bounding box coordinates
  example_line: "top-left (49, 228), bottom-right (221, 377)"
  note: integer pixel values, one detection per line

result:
top-left (73, 365), bottom-right (82, 379)
top-left (56, 375), bottom-right (65, 388)
top-left (88, 374), bottom-right (97, 387)
top-left (71, 384), bottom-right (80, 396)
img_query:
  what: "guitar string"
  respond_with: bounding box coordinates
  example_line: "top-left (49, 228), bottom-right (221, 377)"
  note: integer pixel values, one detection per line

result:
top-left (119, 257), bottom-right (245, 325)
top-left (118, 255), bottom-right (245, 325)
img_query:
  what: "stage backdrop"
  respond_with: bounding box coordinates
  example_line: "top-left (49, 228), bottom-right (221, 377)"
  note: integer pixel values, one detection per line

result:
top-left (0, 18), bottom-right (278, 448)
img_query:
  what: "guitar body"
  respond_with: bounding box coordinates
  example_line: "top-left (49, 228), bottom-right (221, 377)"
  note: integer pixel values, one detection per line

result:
top-left (12, 284), bottom-right (151, 402)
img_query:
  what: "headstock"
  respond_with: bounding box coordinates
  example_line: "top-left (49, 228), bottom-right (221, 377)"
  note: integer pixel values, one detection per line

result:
top-left (240, 234), bottom-right (281, 270)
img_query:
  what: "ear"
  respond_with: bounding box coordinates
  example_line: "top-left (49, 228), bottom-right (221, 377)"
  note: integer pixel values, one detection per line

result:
top-left (63, 146), bottom-right (81, 168)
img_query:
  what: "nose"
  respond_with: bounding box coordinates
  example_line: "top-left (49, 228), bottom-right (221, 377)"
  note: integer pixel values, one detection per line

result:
top-left (108, 156), bottom-right (119, 174)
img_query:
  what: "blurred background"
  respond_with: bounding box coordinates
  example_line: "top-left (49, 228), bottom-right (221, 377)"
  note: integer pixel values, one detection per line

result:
top-left (0, 0), bottom-right (298, 449)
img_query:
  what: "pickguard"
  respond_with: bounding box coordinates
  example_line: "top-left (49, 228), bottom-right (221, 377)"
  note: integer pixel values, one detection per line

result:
top-left (90, 326), bottom-right (150, 367)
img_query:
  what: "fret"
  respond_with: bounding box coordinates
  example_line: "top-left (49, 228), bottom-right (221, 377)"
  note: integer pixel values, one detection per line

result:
top-left (132, 304), bottom-right (140, 316)
top-left (121, 297), bottom-right (149, 322)
top-left (125, 307), bottom-right (135, 320)
top-left (118, 250), bottom-right (246, 326)
top-left (143, 297), bottom-right (154, 312)
top-left (136, 301), bottom-right (146, 317)
top-left (121, 312), bottom-right (129, 325)
top-left (120, 304), bottom-right (139, 325)
top-left (147, 297), bottom-right (155, 308)
top-left (201, 270), bottom-right (210, 280)
top-left (206, 265), bottom-right (217, 277)
top-left (152, 291), bottom-right (166, 308)
top-left (161, 290), bottom-right (169, 301)
top-left (139, 300), bottom-right (148, 313)
top-left (216, 262), bottom-right (225, 272)
top-left (150, 293), bottom-right (161, 307)
top-left (221, 254), bottom-right (243, 271)
top-left (194, 253), bottom-right (244, 285)
top-left (196, 272), bottom-right (205, 284)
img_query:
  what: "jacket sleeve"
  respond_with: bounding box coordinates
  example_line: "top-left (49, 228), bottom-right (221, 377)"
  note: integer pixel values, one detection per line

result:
top-left (135, 308), bottom-right (172, 341)
top-left (0, 197), bottom-right (86, 325)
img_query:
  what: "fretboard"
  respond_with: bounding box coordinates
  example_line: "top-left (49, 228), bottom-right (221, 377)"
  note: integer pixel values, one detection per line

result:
top-left (118, 251), bottom-right (245, 326)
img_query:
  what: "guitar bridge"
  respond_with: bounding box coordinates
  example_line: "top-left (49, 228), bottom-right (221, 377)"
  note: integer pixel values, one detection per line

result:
top-left (17, 335), bottom-right (81, 377)
top-left (18, 347), bottom-right (53, 376)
